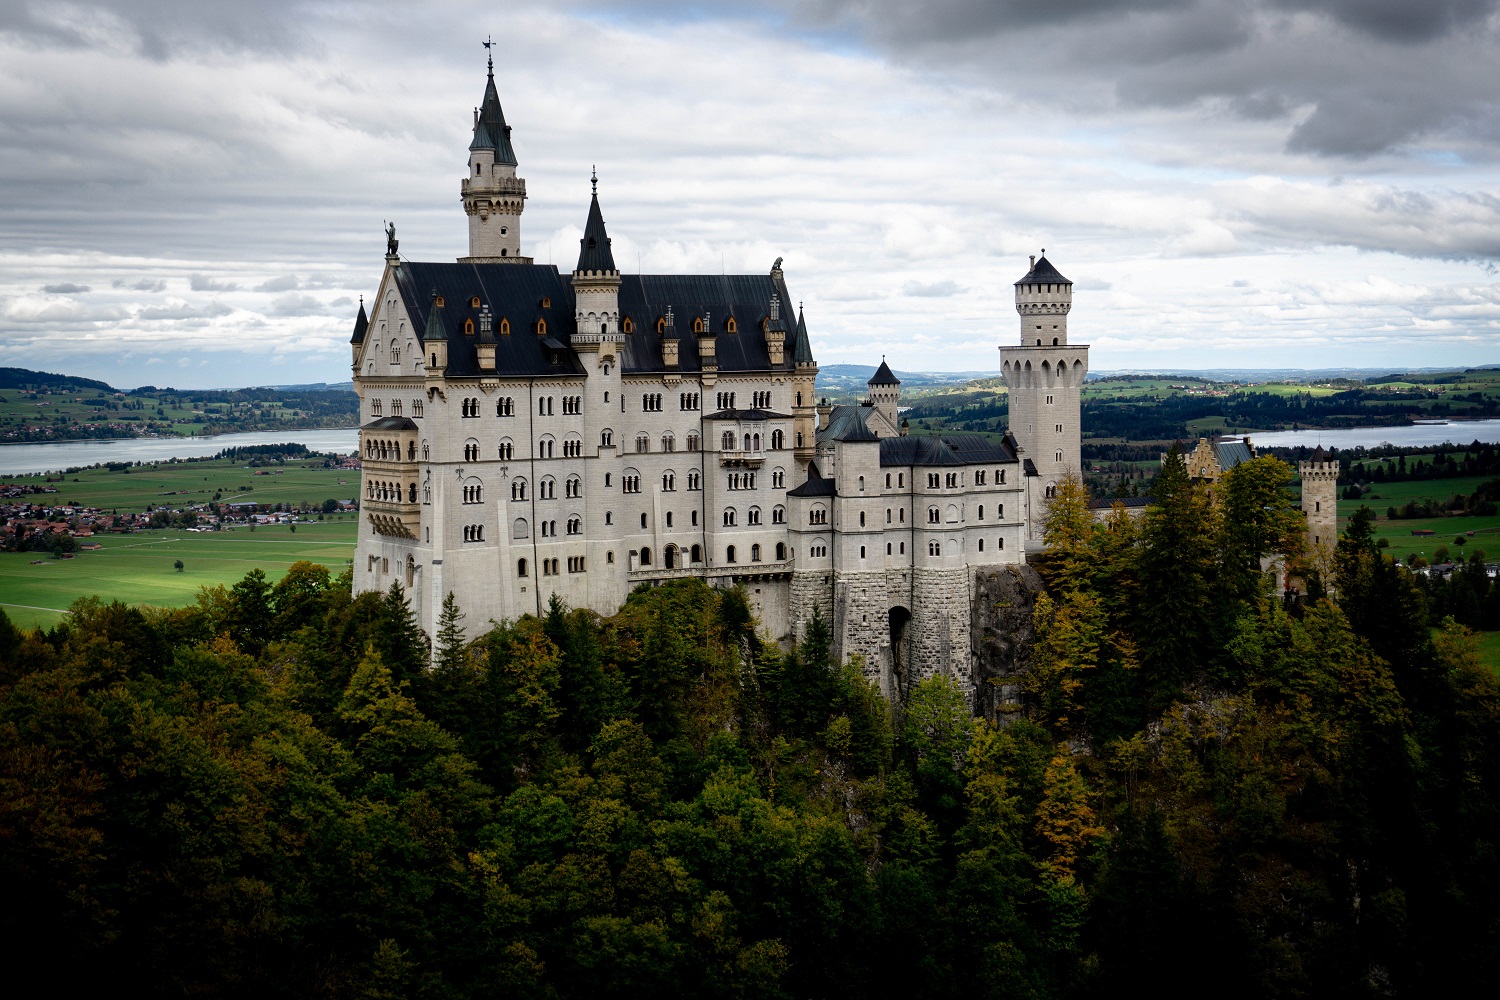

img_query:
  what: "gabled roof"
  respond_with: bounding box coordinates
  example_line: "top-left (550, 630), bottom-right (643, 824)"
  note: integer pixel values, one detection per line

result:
top-left (1016, 255), bottom-right (1071, 286)
top-left (818, 405), bottom-right (874, 446)
top-left (868, 359), bottom-right (899, 386)
top-left (878, 432), bottom-right (1016, 468)
top-left (575, 186), bottom-right (617, 273)
top-left (704, 408), bottom-right (790, 421)
top-left (350, 299), bottom-right (368, 345)
top-left (1213, 439), bottom-right (1255, 471)
top-left (470, 65), bottom-right (518, 164)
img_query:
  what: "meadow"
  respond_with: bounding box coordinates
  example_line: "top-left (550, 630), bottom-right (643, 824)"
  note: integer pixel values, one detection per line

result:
top-left (6, 455), bottom-right (359, 511)
top-left (0, 520), bottom-right (358, 630)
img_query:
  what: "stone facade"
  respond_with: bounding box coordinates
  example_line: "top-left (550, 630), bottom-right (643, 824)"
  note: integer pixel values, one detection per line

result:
top-left (1300, 449), bottom-right (1340, 553)
top-left (349, 63), bottom-right (1086, 701)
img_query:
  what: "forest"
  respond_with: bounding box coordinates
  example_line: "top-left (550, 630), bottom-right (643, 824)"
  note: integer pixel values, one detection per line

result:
top-left (1, 452), bottom-right (1497, 997)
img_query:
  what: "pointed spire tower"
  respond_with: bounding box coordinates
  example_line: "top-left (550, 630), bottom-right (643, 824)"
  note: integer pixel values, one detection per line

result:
top-left (790, 301), bottom-right (819, 466)
top-left (571, 168), bottom-right (622, 355)
top-left (349, 296), bottom-right (368, 367)
top-left (459, 41), bottom-right (530, 263)
top-left (867, 357), bottom-right (900, 434)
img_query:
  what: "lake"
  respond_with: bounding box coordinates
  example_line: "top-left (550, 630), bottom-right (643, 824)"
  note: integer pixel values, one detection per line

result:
top-left (0, 429), bottom-right (360, 476)
top-left (1251, 420), bottom-right (1500, 451)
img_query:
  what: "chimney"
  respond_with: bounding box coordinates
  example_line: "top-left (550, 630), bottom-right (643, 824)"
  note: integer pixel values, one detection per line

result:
top-left (817, 396), bottom-right (832, 432)
top-left (662, 304), bottom-right (679, 368)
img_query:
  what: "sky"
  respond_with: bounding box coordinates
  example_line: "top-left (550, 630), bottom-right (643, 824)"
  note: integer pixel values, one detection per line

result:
top-left (0, 0), bottom-right (1498, 389)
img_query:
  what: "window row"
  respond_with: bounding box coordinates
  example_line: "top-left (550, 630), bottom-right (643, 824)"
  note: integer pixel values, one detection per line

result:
top-left (364, 438), bottom-right (415, 462)
top-left (366, 480), bottom-right (416, 503)
top-left (368, 398), bottom-right (423, 418)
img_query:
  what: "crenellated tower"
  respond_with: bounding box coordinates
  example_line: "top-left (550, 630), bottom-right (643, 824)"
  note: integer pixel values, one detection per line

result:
top-left (460, 51), bottom-right (529, 263)
top-left (1300, 446), bottom-right (1340, 553)
top-left (1000, 253), bottom-right (1088, 546)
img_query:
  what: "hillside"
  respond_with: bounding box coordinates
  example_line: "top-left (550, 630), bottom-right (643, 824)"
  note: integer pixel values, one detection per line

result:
top-left (0, 367), bottom-right (116, 394)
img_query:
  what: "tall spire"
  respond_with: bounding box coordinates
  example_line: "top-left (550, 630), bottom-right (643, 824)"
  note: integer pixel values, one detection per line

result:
top-left (792, 302), bottom-right (814, 365)
top-left (470, 40), bottom-right (517, 165)
top-left (350, 296), bottom-right (368, 345)
top-left (575, 173), bottom-right (617, 273)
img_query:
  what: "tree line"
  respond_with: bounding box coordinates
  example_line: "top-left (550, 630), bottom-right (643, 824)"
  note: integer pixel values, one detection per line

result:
top-left (1, 450), bottom-right (1496, 996)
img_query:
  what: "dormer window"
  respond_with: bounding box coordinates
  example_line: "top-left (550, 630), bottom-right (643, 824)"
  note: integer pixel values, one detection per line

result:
top-left (725, 317), bottom-right (737, 334)
top-left (464, 318), bottom-right (475, 335)
top-left (499, 317), bottom-right (510, 336)
top-left (693, 317), bottom-right (705, 333)
top-left (622, 317), bottom-right (634, 334)
top-left (435, 295), bottom-right (445, 308)
top-left (470, 296), bottom-right (481, 308)
top-left (540, 296), bottom-right (551, 308)
top-left (657, 316), bottom-right (667, 333)
top-left (536, 317), bottom-right (547, 335)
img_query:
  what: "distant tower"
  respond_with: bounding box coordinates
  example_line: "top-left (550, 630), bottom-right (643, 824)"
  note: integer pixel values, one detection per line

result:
top-left (1300, 446), bottom-right (1340, 553)
top-left (460, 49), bottom-right (529, 263)
top-left (1000, 253), bottom-right (1088, 546)
top-left (571, 170), bottom-right (622, 352)
top-left (866, 359), bottom-right (901, 436)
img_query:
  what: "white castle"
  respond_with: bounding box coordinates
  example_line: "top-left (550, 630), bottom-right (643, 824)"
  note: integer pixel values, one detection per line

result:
top-left (351, 59), bottom-right (1087, 697)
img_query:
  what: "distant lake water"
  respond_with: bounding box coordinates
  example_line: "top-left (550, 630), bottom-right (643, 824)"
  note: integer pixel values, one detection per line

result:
top-left (0, 429), bottom-right (360, 476)
top-left (1251, 420), bottom-right (1500, 451)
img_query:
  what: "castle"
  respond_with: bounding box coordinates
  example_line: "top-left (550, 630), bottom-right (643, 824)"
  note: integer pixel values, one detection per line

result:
top-left (350, 58), bottom-right (1087, 697)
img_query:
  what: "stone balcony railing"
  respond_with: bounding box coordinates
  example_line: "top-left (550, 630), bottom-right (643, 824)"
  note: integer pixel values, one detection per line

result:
top-left (717, 449), bottom-right (765, 468)
top-left (364, 497), bottom-right (420, 539)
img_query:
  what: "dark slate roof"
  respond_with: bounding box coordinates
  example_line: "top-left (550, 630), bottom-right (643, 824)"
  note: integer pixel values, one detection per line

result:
top-left (421, 291), bottom-right (447, 343)
top-left (394, 262), bottom-right (585, 378)
top-left (363, 416), bottom-right (419, 431)
top-left (1023, 458), bottom-right (1039, 476)
top-left (879, 432), bottom-right (1016, 468)
top-left (868, 359), bottom-right (899, 386)
top-left (350, 299), bottom-right (368, 344)
top-left (575, 191), bottom-right (617, 273)
top-left (391, 262), bottom-right (803, 379)
top-left (791, 305), bottom-right (814, 365)
top-left (788, 462), bottom-right (836, 498)
top-left (470, 67), bottom-right (518, 165)
top-left (1016, 255), bottom-right (1071, 286)
top-left (1213, 439), bottom-right (1255, 471)
top-left (704, 408), bottom-right (790, 421)
top-left (1088, 495), bottom-right (1153, 510)
top-left (818, 405), bottom-right (873, 445)
top-left (617, 272), bottom-right (798, 375)
top-left (1311, 444), bottom-right (1327, 461)
top-left (837, 418), bottom-right (879, 443)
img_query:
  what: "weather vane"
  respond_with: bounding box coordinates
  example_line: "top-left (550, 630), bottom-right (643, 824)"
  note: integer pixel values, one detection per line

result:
top-left (483, 34), bottom-right (493, 72)
top-left (591, 164), bottom-right (597, 196)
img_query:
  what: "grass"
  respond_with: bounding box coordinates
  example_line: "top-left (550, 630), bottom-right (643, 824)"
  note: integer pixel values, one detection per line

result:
top-left (4, 456), bottom-right (360, 512)
top-left (0, 520), bottom-right (358, 631)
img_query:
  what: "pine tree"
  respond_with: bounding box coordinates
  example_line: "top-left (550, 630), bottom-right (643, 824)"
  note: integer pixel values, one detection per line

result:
top-left (374, 580), bottom-right (429, 687)
top-left (1041, 473), bottom-right (1095, 595)
top-left (434, 591), bottom-right (467, 674)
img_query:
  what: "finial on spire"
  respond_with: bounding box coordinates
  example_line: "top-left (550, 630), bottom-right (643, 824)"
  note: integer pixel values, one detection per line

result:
top-left (483, 35), bottom-right (493, 75)
top-left (591, 165), bottom-right (597, 196)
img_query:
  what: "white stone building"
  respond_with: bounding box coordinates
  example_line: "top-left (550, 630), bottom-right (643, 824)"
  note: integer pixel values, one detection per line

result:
top-left (350, 60), bottom-right (1084, 698)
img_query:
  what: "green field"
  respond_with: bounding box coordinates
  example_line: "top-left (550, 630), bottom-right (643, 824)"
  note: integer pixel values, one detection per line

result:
top-left (4, 456), bottom-right (360, 512)
top-left (0, 520), bottom-right (358, 630)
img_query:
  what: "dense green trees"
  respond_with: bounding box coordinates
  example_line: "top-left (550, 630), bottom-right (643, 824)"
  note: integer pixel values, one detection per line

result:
top-left (2, 477), bottom-right (1498, 996)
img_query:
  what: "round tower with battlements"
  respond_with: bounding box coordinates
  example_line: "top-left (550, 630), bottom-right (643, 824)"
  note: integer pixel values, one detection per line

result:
top-left (1000, 252), bottom-right (1088, 546)
top-left (1300, 446), bottom-right (1340, 553)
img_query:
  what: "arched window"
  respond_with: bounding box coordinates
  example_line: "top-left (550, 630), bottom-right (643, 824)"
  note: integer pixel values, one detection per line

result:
top-left (636, 433), bottom-right (650, 453)
top-left (978, 505), bottom-right (984, 520)
top-left (661, 432), bottom-right (674, 452)
top-left (748, 506), bottom-right (761, 525)
top-left (726, 545), bottom-right (737, 563)
top-left (511, 478), bottom-right (528, 501)
top-left (691, 544), bottom-right (702, 562)
top-left (775, 542), bottom-right (786, 560)
top-left (751, 543), bottom-right (761, 561)
top-left (686, 431), bottom-right (700, 451)
top-left (772, 429), bottom-right (783, 450)
top-left (859, 511), bottom-right (865, 526)
top-left (464, 318), bottom-right (474, 335)
top-left (517, 558), bottom-right (528, 577)
top-left (601, 429), bottom-right (614, 447)
top-left (722, 431), bottom-right (735, 450)
top-left (639, 547), bottom-right (652, 566)
top-left (723, 507), bottom-right (736, 526)
top-left (726, 317), bottom-right (737, 333)
top-left (772, 505), bottom-right (785, 524)
top-left (513, 518), bottom-right (528, 539)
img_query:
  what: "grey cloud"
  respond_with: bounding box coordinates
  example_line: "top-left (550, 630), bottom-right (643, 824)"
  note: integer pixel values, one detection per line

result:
top-left (135, 302), bottom-right (235, 321)
top-left (270, 293), bottom-right (330, 316)
top-left (113, 278), bottom-right (168, 292)
top-left (784, 0), bottom-right (1500, 157)
top-left (0, 0), bottom-right (312, 60)
top-left (256, 274), bottom-right (301, 292)
top-left (904, 279), bottom-right (966, 297)
top-left (42, 282), bottom-right (90, 293)
top-left (190, 274), bottom-right (239, 292)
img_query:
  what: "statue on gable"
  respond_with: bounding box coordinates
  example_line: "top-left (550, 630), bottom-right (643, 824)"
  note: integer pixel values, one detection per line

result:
top-left (385, 221), bottom-right (399, 256)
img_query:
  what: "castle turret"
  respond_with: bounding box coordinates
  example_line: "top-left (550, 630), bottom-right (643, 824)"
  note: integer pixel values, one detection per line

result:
top-left (999, 252), bottom-right (1088, 547)
top-left (1300, 446), bottom-right (1340, 553)
top-left (570, 171), bottom-right (622, 357)
top-left (421, 290), bottom-right (448, 373)
top-left (350, 296), bottom-right (367, 367)
top-left (791, 302), bottom-right (818, 465)
top-left (866, 358), bottom-right (900, 436)
top-left (459, 51), bottom-right (530, 263)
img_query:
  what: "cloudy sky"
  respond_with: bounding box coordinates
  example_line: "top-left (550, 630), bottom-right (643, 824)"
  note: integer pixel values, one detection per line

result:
top-left (1, 0), bottom-right (1498, 388)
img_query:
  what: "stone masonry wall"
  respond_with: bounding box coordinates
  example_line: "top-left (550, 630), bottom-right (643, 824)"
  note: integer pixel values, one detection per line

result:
top-left (910, 567), bottom-right (974, 693)
top-left (970, 564), bottom-right (1047, 724)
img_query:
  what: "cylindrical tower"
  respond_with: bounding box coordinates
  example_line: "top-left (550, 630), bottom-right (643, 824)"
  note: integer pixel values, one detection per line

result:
top-left (999, 253), bottom-right (1088, 547)
top-left (459, 54), bottom-right (530, 264)
top-left (1299, 447), bottom-right (1340, 553)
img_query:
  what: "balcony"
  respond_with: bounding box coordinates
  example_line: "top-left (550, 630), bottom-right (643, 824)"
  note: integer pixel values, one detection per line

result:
top-left (718, 449), bottom-right (765, 468)
top-left (364, 497), bottom-right (420, 539)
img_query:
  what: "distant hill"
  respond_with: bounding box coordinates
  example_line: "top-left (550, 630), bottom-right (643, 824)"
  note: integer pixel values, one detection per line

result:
top-left (815, 364), bottom-right (993, 396)
top-left (0, 367), bottom-right (116, 393)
